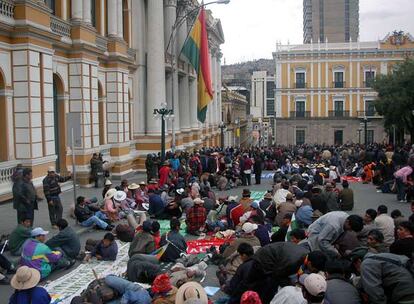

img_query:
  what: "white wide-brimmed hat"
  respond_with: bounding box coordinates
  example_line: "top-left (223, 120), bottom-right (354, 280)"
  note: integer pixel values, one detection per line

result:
top-left (11, 266), bottom-right (41, 290)
top-left (47, 166), bottom-right (56, 172)
top-left (242, 222), bottom-right (258, 234)
top-left (193, 198), bottom-right (204, 205)
top-left (105, 179), bottom-right (112, 186)
top-left (104, 188), bottom-right (117, 200)
top-left (128, 183), bottom-right (140, 190)
top-left (175, 281), bottom-right (209, 304)
top-left (113, 190), bottom-right (127, 201)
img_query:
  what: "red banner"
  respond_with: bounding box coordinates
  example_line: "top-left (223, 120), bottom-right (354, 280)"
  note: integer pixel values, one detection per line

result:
top-left (186, 237), bottom-right (231, 254)
top-left (342, 176), bottom-right (362, 182)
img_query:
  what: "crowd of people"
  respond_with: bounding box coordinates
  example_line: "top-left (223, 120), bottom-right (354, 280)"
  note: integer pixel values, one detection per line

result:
top-left (0, 143), bottom-right (414, 304)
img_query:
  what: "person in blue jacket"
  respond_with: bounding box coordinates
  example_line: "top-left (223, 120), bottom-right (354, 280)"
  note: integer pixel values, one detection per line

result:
top-left (9, 266), bottom-right (51, 304)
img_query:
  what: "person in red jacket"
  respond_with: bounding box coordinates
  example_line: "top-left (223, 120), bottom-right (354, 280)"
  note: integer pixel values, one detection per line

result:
top-left (159, 161), bottom-right (172, 187)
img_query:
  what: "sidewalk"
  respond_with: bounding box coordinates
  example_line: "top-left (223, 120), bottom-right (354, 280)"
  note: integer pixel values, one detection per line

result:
top-left (0, 172), bottom-right (147, 235)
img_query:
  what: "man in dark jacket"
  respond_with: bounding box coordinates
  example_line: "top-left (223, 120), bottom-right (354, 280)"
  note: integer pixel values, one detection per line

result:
top-left (253, 154), bottom-right (263, 185)
top-left (8, 216), bottom-right (32, 256)
top-left (224, 243), bottom-right (255, 304)
top-left (46, 219), bottom-right (80, 259)
top-left (12, 168), bottom-right (38, 224)
top-left (42, 167), bottom-right (71, 228)
top-left (350, 248), bottom-right (414, 304)
top-left (74, 196), bottom-right (112, 230)
top-left (339, 180), bottom-right (354, 211)
top-left (245, 242), bottom-right (309, 303)
top-left (159, 218), bottom-right (187, 262)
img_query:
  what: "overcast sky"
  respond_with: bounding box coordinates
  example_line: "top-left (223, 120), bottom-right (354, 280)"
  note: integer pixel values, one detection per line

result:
top-left (210, 0), bottom-right (414, 64)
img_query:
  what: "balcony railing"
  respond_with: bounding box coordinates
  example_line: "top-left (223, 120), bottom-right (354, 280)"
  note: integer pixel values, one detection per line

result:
top-left (328, 110), bottom-right (350, 118)
top-left (0, 160), bottom-right (20, 185)
top-left (357, 111), bottom-right (382, 118)
top-left (50, 15), bottom-right (71, 37)
top-left (0, 0), bottom-right (14, 19)
top-left (290, 111), bottom-right (311, 118)
top-left (294, 82), bottom-right (307, 89)
top-left (333, 81), bottom-right (346, 88)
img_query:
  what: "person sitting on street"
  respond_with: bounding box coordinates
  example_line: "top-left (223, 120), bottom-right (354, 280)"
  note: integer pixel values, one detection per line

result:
top-left (45, 219), bottom-right (80, 260)
top-left (74, 196), bottom-right (113, 231)
top-left (186, 198), bottom-right (207, 236)
top-left (223, 222), bottom-right (261, 259)
top-left (366, 229), bottom-right (388, 253)
top-left (103, 275), bottom-right (152, 304)
top-left (375, 204), bottom-right (395, 247)
top-left (307, 211), bottom-right (364, 258)
top-left (148, 189), bottom-right (166, 219)
top-left (103, 188), bottom-right (121, 222)
top-left (85, 233), bottom-right (118, 262)
top-left (20, 227), bottom-right (67, 279)
top-left (222, 243), bottom-right (255, 304)
top-left (357, 208), bottom-right (377, 246)
top-left (9, 266), bottom-right (51, 304)
top-left (159, 218), bottom-right (187, 263)
top-left (151, 273), bottom-right (177, 304)
top-left (128, 220), bottom-right (156, 257)
top-left (8, 216), bottom-right (32, 256)
top-left (389, 221), bottom-right (414, 258)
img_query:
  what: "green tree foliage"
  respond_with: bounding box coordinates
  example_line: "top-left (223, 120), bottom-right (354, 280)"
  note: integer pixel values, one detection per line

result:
top-left (373, 59), bottom-right (414, 140)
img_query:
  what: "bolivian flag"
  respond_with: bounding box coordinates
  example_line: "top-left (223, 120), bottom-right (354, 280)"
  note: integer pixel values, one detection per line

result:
top-left (181, 7), bottom-right (213, 123)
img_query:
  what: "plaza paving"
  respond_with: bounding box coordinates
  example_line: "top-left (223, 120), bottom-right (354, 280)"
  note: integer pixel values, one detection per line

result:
top-left (0, 171), bottom-right (411, 302)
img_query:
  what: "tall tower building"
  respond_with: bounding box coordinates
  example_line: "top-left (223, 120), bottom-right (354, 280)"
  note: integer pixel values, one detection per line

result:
top-left (303, 0), bottom-right (359, 43)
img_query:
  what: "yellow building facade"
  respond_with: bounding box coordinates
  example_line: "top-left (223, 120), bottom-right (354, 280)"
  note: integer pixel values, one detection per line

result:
top-left (273, 32), bottom-right (414, 145)
top-left (0, 0), bottom-right (224, 201)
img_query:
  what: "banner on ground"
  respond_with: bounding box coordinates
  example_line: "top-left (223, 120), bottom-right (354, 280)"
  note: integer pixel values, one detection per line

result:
top-left (186, 237), bottom-right (230, 254)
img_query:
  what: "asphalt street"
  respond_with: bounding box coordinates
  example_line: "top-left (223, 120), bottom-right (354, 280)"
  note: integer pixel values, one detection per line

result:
top-left (0, 171), bottom-right (411, 302)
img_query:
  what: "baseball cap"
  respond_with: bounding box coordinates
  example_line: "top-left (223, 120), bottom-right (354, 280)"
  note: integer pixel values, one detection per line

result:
top-left (31, 227), bottom-right (49, 237)
top-left (242, 222), bottom-right (258, 234)
top-left (299, 273), bottom-right (327, 296)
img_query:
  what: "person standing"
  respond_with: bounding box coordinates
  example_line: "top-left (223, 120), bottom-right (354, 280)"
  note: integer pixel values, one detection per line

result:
top-left (241, 154), bottom-right (253, 186)
top-left (253, 154), bottom-right (263, 185)
top-left (42, 167), bottom-right (71, 229)
top-left (12, 168), bottom-right (38, 224)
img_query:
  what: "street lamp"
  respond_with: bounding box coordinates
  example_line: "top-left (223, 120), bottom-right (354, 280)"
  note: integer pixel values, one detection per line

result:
top-left (153, 103), bottom-right (174, 162)
top-left (165, 0), bottom-right (231, 151)
top-left (357, 128), bottom-right (362, 144)
top-left (363, 117), bottom-right (368, 146)
top-left (218, 122), bottom-right (226, 150)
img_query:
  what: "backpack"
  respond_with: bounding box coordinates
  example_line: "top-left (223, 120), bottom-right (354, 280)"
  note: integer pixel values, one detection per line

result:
top-left (80, 278), bottom-right (118, 303)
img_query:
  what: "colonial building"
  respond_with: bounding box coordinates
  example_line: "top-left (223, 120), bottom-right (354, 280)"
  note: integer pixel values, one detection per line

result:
top-left (273, 32), bottom-right (414, 145)
top-left (221, 86), bottom-right (248, 147)
top-left (0, 0), bottom-right (224, 201)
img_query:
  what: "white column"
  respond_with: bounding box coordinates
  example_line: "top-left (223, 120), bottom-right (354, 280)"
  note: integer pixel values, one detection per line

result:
top-left (164, 0), bottom-right (177, 51)
top-left (146, 0), bottom-right (166, 134)
top-left (83, 0), bottom-right (91, 24)
top-left (131, 0), bottom-right (146, 135)
top-left (117, 0), bottom-right (123, 38)
top-left (100, 0), bottom-right (106, 35)
top-left (71, 0), bottom-right (83, 20)
top-left (216, 55), bottom-right (222, 123)
top-left (61, 0), bottom-right (67, 20)
top-left (179, 75), bottom-right (190, 131)
top-left (189, 78), bottom-right (198, 129)
top-left (107, 0), bottom-right (118, 37)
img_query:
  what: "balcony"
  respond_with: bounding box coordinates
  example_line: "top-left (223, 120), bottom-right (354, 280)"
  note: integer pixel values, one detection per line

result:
top-left (333, 81), bottom-right (346, 88)
top-left (328, 110), bottom-right (350, 118)
top-left (50, 15), bottom-right (71, 37)
top-left (357, 111), bottom-right (382, 118)
top-left (0, 0), bottom-right (14, 19)
top-left (294, 82), bottom-right (307, 89)
top-left (290, 111), bottom-right (311, 118)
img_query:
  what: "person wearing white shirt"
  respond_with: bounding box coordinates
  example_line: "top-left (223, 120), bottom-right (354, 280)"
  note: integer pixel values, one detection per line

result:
top-left (374, 205), bottom-right (395, 246)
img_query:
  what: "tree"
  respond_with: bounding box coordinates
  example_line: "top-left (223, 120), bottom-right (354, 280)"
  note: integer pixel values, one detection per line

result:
top-left (373, 59), bottom-right (414, 144)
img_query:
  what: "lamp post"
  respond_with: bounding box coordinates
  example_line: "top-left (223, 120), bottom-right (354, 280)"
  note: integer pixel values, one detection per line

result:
top-left (153, 103), bottom-right (174, 162)
top-left (218, 122), bottom-right (226, 150)
top-left (165, 0), bottom-right (231, 151)
top-left (357, 128), bottom-right (362, 144)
